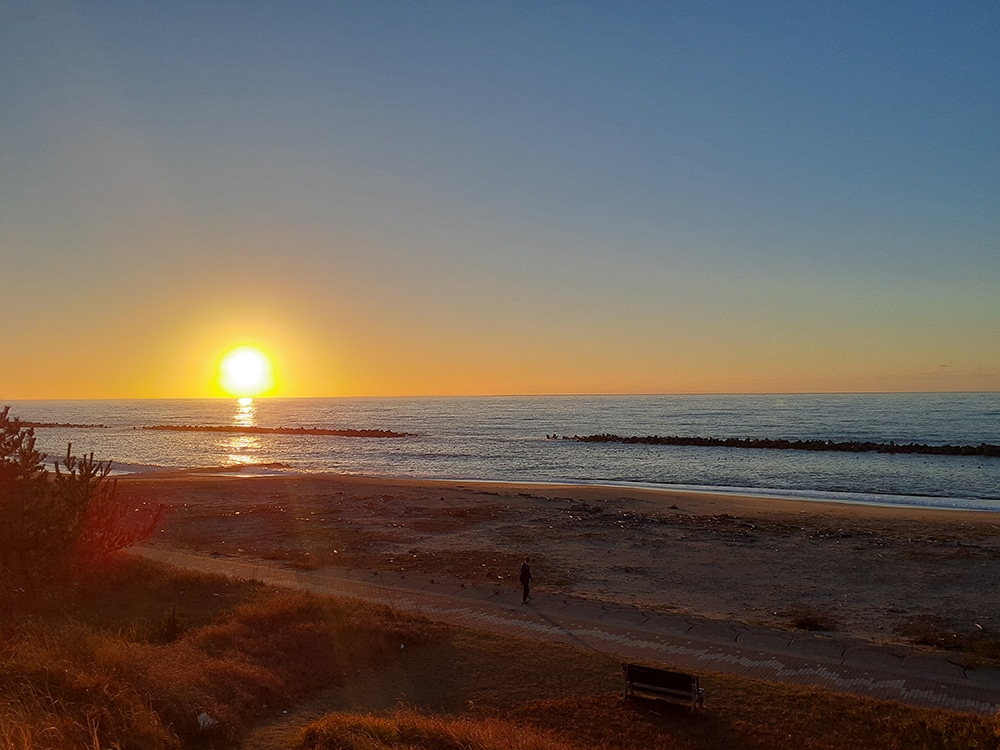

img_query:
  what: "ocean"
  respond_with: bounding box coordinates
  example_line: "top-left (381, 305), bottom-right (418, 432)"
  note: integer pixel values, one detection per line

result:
top-left (6, 393), bottom-right (999, 511)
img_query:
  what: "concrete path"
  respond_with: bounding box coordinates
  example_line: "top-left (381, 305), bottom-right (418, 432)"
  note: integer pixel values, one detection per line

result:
top-left (136, 546), bottom-right (1000, 717)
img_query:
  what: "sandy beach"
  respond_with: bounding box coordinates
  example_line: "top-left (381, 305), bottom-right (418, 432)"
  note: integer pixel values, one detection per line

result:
top-left (122, 471), bottom-right (1000, 648)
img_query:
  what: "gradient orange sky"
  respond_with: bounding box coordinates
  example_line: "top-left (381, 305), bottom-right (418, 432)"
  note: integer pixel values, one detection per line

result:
top-left (2, 3), bottom-right (998, 399)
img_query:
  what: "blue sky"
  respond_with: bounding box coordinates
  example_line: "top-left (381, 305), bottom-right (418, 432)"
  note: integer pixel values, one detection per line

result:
top-left (2, 1), bottom-right (997, 397)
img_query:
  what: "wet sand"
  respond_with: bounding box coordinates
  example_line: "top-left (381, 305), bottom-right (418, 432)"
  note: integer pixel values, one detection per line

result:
top-left (121, 471), bottom-right (1000, 646)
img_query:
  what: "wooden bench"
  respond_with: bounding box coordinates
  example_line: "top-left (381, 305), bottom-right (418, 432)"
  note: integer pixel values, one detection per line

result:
top-left (622, 663), bottom-right (705, 710)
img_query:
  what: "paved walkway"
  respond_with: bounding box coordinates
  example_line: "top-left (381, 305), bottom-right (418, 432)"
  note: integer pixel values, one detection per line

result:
top-left (136, 546), bottom-right (1000, 716)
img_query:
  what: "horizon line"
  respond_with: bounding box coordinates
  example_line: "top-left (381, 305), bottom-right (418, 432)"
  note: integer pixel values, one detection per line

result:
top-left (4, 389), bottom-right (999, 402)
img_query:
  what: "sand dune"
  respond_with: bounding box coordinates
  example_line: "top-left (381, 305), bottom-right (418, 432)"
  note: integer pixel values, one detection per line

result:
top-left (122, 471), bottom-right (1000, 646)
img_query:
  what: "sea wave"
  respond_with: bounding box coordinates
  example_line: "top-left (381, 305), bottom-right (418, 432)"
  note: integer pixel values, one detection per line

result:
top-left (7, 394), bottom-right (999, 510)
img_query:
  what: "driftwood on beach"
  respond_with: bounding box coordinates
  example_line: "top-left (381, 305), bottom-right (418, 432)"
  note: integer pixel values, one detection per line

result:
top-left (556, 433), bottom-right (1000, 457)
top-left (142, 425), bottom-right (414, 438)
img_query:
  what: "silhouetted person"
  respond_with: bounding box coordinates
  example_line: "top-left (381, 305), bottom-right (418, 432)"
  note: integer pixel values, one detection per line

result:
top-left (519, 558), bottom-right (532, 604)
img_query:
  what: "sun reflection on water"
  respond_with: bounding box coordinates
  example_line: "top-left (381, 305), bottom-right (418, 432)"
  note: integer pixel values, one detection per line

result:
top-left (225, 434), bottom-right (261, 465)
top-left (234, 397), bottom-right (256, 428)
top-left (227, 398), bottom-right (260, 464)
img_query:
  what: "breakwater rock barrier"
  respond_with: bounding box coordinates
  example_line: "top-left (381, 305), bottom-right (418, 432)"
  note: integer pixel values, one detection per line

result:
top-left (553, 434), bottom-right (1000, 457)
top-left (143, 424), bottom-right (413, 438)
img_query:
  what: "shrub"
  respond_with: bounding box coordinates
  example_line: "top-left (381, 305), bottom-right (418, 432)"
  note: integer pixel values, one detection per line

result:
top-left (0, 406), bottom-right (163, 593)
top-left (0, 406), bottom-right (49, 574)
top-left (787, 607), bottom-right (838, 632)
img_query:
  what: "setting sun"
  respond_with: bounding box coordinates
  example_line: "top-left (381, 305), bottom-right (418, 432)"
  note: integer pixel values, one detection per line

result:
top-left (219, 346), bottom-right (274, 397)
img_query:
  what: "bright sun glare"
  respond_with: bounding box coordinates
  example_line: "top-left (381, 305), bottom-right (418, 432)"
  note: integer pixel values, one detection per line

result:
top-left (219, 346), bottom-right (274, 398)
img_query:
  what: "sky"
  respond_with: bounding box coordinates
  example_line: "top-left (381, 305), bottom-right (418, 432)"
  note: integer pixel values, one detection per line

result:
top-left (1, 1), bottom-right (998, 398)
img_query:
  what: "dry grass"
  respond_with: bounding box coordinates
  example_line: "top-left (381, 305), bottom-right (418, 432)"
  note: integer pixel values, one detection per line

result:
top-left (509, 689), bottom-right (1000, 750)
top-left (0, 558), bottom-right (433, 749)
top-left (896, 614), bottom-right (1000, 664)
top-left (271, 625), bottom-right (1000, 750)
top-left (293, 708), bottom-right (577, 750)
top-left (4, 555), bottom-right (1000, 750)
top-left (0, 623), bottom-right (180, 750)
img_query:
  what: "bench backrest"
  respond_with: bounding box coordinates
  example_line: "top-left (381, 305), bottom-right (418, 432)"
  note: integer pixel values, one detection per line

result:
top-left (624, 664), bottom-right (696, 693)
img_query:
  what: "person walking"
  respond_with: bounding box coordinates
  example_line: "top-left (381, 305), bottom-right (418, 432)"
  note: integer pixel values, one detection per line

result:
top-left (519, 558), bottom-right (532, 605)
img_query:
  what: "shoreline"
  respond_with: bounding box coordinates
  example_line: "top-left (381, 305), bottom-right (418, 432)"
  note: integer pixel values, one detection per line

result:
top-left (129, 464), bottom-right (1000, 516)
top-left (446, 477), bottom-right (1000, 516)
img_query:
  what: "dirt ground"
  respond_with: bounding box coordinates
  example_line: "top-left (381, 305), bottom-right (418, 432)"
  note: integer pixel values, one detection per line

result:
top-left (121, 471), bottom-right (1000, 646)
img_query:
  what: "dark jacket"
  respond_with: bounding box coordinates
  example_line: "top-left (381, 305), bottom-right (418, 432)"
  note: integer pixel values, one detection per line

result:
top-left (519, 563), bottom-right (532, 585)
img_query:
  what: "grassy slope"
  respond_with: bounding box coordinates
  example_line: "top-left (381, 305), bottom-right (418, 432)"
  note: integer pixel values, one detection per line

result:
top-left (1, 556), bottom-right (998, 750)
top-left (276, 629), bottom-right (1000, 750)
